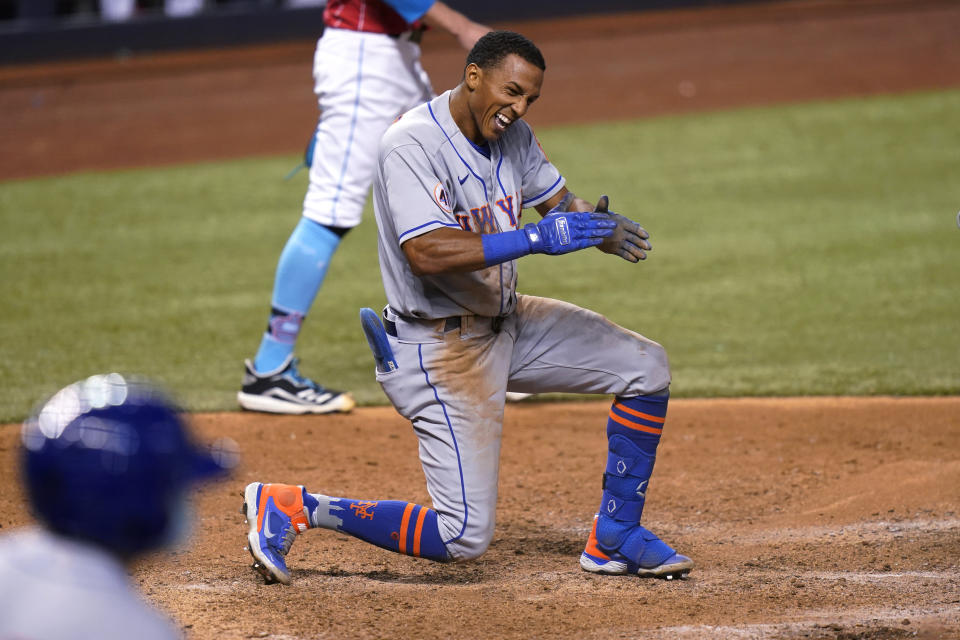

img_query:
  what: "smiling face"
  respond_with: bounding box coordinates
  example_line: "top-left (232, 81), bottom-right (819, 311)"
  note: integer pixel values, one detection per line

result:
top-left (458, 54), bottom-right (544, 145)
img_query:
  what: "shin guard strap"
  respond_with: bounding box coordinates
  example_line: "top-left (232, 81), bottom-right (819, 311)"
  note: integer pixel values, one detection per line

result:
top-left (605, 434), bottom-right (656, 478)
top-left (600, 490), bottom-right (645, 523)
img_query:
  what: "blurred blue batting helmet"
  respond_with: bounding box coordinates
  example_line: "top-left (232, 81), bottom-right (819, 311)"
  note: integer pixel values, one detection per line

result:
top-left (21, 373), bottom-right (237, 556)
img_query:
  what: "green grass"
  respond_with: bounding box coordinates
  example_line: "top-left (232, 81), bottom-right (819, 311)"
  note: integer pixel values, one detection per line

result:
top-left (2, 89), bottom-right (958, 421)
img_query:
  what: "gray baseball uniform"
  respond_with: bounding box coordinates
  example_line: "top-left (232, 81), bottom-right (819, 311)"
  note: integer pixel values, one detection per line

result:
top-left (0, 528), bottom-right (179, 640)
top-left (371, 90), bottom-right (670, 561)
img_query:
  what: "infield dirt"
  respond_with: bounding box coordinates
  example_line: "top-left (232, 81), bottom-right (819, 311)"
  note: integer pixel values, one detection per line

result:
top-left (1, 1), bottom-right (959, 638)
top-left (1, 398), bottom-right (958, 638)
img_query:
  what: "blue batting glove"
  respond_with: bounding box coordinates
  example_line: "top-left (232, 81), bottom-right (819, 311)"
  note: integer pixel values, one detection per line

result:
top-left (524, 212), bottom-right (616, 256)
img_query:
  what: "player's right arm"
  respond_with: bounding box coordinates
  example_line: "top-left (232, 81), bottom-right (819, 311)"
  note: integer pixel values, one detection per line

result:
top-left (402, 227), bottom-right (487, 276)
top-left (402, 211), bottom-right (616, 275)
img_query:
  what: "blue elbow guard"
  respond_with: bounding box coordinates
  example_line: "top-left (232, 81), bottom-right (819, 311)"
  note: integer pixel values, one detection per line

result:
top-left (481, 230), bottom-right (532, 267)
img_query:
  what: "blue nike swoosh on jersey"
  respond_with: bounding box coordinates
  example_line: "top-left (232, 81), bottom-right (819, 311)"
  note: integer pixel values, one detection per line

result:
top-left (458, 173), bottom-right (469, 185)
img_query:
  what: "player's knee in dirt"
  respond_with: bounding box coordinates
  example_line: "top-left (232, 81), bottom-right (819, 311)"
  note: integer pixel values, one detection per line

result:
top-left (439, 517), bottom-right (495, 562)
top-left (446, 535), bottom-right (493, 562)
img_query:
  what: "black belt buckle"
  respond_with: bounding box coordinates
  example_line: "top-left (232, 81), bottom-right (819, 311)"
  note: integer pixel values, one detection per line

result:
top-left (491, 316), bottom-right (504, 334)
top-left (443, 316), bottom-right (461, 333)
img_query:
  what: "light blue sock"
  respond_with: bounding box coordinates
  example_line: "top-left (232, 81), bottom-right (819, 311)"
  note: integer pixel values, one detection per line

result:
top-left (253, 218), bottom-right (341, 373)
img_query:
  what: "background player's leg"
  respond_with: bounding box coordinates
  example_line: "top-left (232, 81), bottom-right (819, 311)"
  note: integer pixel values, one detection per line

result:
top-left (253, 218), bottom-right (341, 373)
top-left (239, 32), bottom-right (419, 414)
top-left (237, 215), bottom-right (354, 415)
top-left (302, 32), bottom-right (431, 228)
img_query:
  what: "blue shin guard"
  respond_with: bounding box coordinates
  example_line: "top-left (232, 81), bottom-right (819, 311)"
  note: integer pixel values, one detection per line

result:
top-left (586, 394), bottom-right (692, 576)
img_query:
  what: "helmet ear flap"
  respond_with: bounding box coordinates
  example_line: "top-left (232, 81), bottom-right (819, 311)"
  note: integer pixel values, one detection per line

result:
top-left (21, 374), bottom-right (232, 556)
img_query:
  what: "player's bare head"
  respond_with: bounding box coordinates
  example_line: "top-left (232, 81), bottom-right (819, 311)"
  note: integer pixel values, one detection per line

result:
top-left (454, 31), bottom-right (545, 144)
top-left (465, 30), bottom-right (545, 74)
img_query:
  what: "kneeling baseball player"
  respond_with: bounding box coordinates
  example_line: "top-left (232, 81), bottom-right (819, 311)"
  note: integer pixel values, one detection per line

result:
top-left (243, 30), bottom-right (693, 584)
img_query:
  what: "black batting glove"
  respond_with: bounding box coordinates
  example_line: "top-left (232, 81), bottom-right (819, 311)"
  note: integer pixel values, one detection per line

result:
top-left (594, 195), bottom-right (652, 263)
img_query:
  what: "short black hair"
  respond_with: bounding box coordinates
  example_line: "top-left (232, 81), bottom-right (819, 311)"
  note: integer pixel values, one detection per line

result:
top-left (465, 30), bottom-right (546, 73)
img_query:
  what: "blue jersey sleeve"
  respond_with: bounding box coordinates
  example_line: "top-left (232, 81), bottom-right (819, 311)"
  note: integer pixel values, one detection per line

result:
top-left (381, 0), bottom-right (435, 24)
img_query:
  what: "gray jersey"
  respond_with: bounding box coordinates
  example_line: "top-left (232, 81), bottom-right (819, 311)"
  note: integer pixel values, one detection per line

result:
top-left (373, 90), bottom-right (564, 320)
top-left (0, 528), bottom-right (179, 640)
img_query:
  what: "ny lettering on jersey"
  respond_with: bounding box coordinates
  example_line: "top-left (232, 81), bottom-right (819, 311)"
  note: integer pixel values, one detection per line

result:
top-left (456, 195), bottom-right (519, 233)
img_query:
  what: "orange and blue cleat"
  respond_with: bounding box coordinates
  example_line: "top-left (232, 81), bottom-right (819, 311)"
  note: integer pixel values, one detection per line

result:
top-left (242, 482), bottom-right (310, 584)
top-left (580, 514), bottom-right (694, 580)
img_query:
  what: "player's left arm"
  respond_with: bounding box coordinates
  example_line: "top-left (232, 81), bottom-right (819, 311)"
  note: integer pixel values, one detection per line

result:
top-left (535, 187), bottom-right (593, 218)
top-left (536, 189), bottom-right (652, 263)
